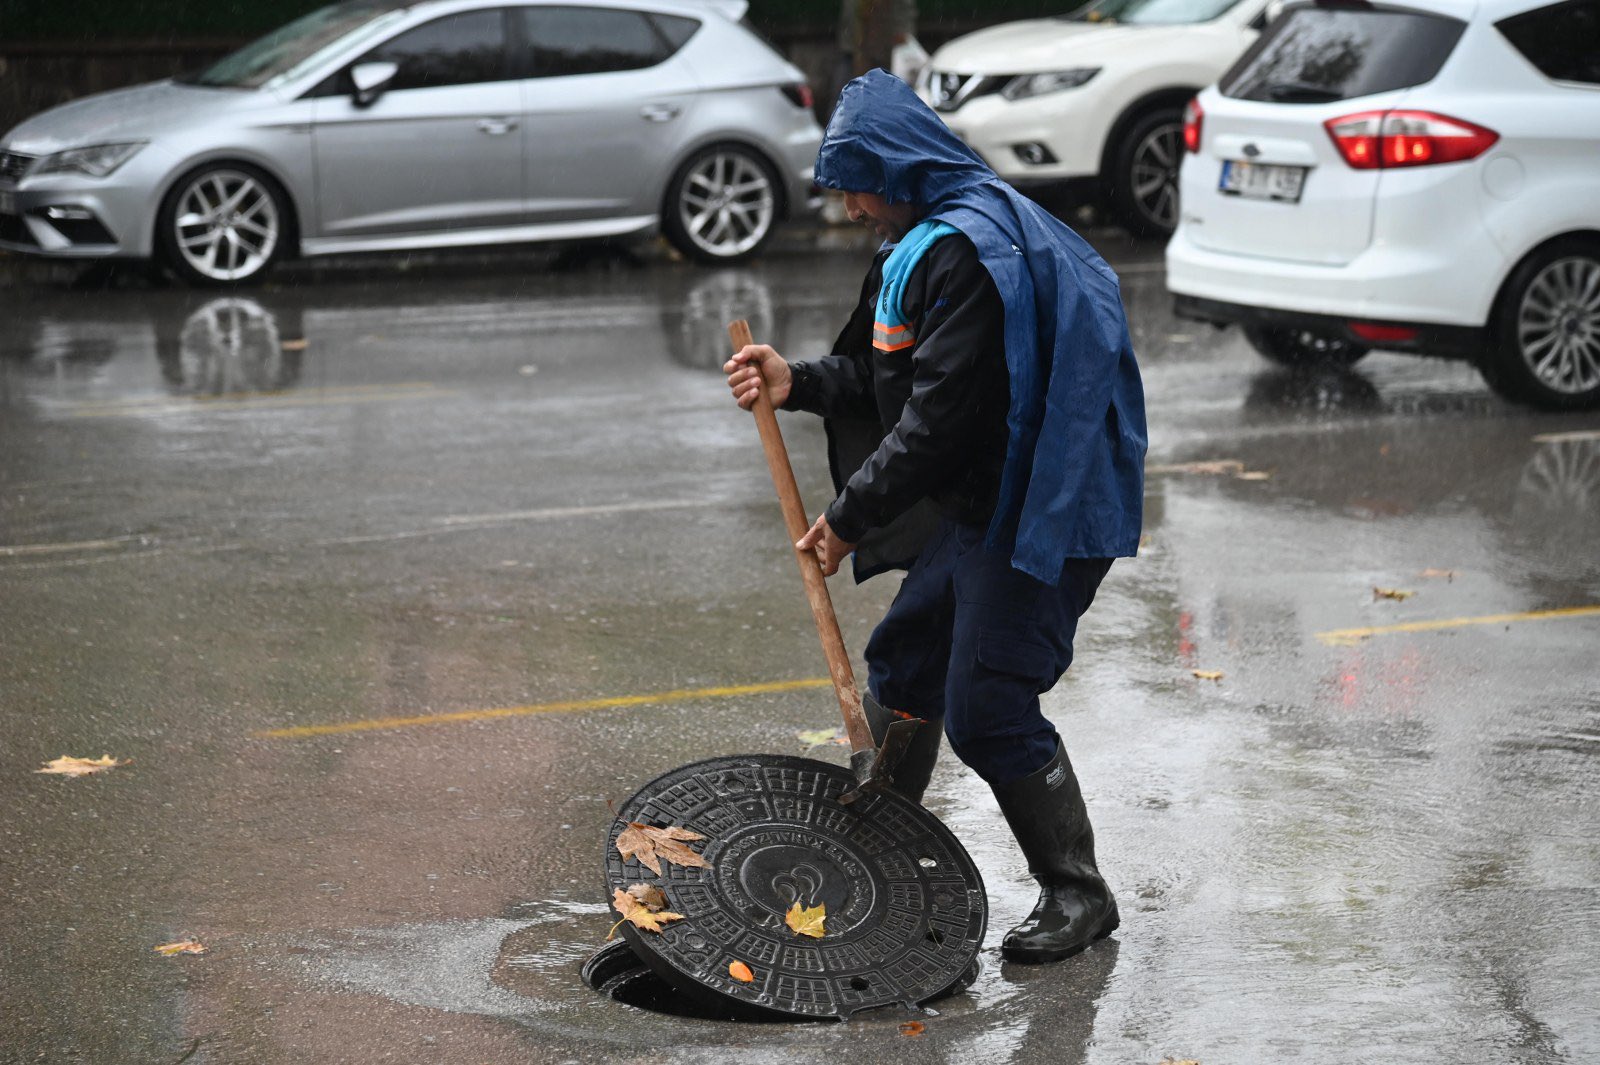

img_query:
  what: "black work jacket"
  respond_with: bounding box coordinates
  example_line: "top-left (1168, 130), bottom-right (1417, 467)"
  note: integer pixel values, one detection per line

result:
top-left (785, 233), bottom-right (1009, 579)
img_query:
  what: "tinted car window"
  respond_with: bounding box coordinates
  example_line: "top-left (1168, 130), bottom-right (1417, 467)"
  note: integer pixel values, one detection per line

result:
top-left (1498, 0), bottom-right (1600, 85)
top-left (519, 6), bottom-right (670, 76)
top-left (1221, 6), bottom-right (1465, 102)
top-left (365, 9), bottom-right (509, 90)
top-left (649, 12), bottom-right (702, 51)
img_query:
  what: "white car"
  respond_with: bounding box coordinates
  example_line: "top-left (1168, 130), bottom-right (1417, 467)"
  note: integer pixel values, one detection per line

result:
top-left (915, 0), bottom-right (1276, 236)
top-left (1167, 0), bottom-right (1600, 411)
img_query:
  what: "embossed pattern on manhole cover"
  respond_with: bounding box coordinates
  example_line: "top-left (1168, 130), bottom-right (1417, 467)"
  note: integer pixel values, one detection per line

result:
top-left (606, 754), bottom-right (986, 1020)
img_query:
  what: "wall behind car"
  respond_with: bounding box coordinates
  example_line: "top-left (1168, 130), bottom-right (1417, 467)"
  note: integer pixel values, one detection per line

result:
top-left (0, 0), bottom-right (1072, 133)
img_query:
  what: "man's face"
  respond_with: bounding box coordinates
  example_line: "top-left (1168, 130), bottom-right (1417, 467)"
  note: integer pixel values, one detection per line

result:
top-left (842, 191), bottom-right (919, 242)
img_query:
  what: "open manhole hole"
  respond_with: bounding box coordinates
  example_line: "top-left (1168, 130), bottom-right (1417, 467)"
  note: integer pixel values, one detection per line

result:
top-left (581, 940), bottom-right (979, 1022)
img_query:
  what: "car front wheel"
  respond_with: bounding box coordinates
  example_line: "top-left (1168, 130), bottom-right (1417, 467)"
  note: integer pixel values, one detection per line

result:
top-left (1242, 324), bottom-right (1370, 368)
top-left (157, 163), bottom-right (289, 286)
top-left (1480, 239), bottom-right (1600, 411)
top-left (662, 145), bottom-right (779, 264)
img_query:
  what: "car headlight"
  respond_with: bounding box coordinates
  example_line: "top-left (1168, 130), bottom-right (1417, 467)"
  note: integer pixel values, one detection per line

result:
top-left (1001, 69), bottom-right (1100, 101)
top-left (33, 142), bottom-right (147, 178)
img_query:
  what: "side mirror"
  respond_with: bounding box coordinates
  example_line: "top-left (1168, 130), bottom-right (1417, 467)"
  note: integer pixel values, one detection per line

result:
top-left (350, 61), bottom-right (399, 108)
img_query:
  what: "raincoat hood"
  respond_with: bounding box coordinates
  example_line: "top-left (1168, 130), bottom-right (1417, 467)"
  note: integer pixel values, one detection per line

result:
top-left (816, 70), bottom-right (1147, 579)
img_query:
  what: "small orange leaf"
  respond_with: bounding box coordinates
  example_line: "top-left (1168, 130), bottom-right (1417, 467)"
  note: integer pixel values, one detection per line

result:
top-left (729, 960), bottom-right (754, 983)
top-left (899, 1021), bottom-right (926, 1037)
top-left (1191, 669), bottom-right (1224, 682)
top-left (154, 939), bottom-right (207, 956)
top-left (784, 901), bottom-right (826, 938)
top-left (1419, 568), bottom-right (1456, 581)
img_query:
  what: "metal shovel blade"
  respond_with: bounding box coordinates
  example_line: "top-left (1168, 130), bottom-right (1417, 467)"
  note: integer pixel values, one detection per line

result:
top-left (842, 715), bottom-right (925, 805)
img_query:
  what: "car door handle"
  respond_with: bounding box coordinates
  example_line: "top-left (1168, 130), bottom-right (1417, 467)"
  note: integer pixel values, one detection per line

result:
top-left (639, 104), bottom-right (680, 123)
top-left (476, 118), bottom-right (518, 136)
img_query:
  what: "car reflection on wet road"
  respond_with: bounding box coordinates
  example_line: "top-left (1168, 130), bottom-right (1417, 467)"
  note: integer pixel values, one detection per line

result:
top-left (2, 242), bottom-right (1597, 1064)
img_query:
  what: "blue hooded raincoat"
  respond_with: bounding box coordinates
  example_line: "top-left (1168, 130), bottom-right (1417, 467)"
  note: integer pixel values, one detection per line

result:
top-left (815, 70), bottom-right (1147, 583)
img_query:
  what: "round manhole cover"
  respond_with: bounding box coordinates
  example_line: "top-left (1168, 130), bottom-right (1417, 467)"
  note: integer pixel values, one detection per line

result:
top-left (605, 754), bottom-right (986, 1020)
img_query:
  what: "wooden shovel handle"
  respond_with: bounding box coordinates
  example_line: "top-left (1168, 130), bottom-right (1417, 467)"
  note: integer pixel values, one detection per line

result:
top-left (728, 319), bottom-right (873, 754)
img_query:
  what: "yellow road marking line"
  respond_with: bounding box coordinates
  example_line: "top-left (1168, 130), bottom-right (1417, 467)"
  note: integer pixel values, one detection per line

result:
top-left (0, 535), bottom-right (140, 557)
top-left (1532, 428), bottom-right (1600, 444)
top-left (255, 678), bottom-right (834, 739)
top-left (436, 499), bottom-right (705, 527)
top-left (63, 382), bottom-right (439, 411)
top-left (66, 384), bottom-right (447, 417)
top-left (1317, 605), bottom-right (1600, 646)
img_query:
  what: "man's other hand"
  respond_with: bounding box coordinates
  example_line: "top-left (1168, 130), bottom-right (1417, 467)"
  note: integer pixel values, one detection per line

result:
top-left (796, 513), bottom-right (856, 577)
top-left (724, 344), bottom-right (792, 410)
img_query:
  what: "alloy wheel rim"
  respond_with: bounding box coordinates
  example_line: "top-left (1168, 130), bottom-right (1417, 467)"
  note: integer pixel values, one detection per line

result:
top-left (678, 151), bottom-right (774, 258)
top-left (1131, 123), bottom-right (1183, 231)
top-left (1518, 256), bottom-right (1600, 395)
top-left (174, 170), bottom-right (279, 282)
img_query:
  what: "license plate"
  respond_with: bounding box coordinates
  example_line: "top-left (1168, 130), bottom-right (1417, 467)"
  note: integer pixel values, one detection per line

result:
top-left (0, 190), bottom-right (14, 215)
top-left (1219, 160), bottom-right (1306, 203)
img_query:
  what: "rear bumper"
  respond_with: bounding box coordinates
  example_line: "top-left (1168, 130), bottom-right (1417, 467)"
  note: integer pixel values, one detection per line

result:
top-left (1174, 293), bottom-right (1486, 359)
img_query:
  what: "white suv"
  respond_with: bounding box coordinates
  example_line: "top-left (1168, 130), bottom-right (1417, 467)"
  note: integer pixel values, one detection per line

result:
top-left (916, 0), bottom-right (1275, 236)
top-left (1167, 0), bottom-right (1600, 410)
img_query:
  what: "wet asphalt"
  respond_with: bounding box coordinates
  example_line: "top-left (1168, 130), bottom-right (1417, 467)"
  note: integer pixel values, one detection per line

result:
top-left (2, 228), bottom-right (1598, 1065)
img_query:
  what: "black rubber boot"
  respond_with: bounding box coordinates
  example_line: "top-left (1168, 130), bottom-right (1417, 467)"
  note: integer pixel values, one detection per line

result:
top-left (990, 744), bottom-right (1119, 963)
top-left (862, 693), bottom-right (942, 806)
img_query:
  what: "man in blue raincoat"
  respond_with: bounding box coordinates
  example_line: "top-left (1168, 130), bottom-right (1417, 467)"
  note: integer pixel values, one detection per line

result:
top-left (725, 70), bottom-right (1146, 964)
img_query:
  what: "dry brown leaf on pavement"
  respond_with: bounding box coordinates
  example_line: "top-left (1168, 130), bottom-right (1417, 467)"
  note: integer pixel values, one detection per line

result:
top-left (607, 887), bottom-right (685, 938)
top-left (1158, 1059), bottom-right (1201, 1065)
top-left (1191, 670), bottom-right (1224, 682)
top-left (154, 939), bottom-right (207, 956)
top-left (36, 755), bottom-right (130, 777)
top-left (785, 901), bottom-right (827, 938)
top-left (1373, 586), bottom-right (1415, 601)
top-left (626, 883), bottom-right (669, 911)
top-left (1419, 568), bottom-right (1456, 580)
top-left (729, 960), bottom-right (755, 983)
top-left (614, 821), bottom-right (710, 876)
top-left (899, 1021), bottom-right (927, 1036)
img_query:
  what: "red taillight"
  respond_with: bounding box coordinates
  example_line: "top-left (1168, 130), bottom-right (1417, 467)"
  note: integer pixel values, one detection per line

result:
top-left (1348, 322), bottom-right (1418, 343)
top-left (1324, 110), bottom-right (1498, 170)
top-left (781, 82), bottom-right (814, 110)
top-left (1183, 97), bottom-right (1204, 154)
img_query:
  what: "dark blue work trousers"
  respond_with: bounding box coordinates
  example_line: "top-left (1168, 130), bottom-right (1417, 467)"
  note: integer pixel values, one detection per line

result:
top-left (864, 520), bottom-right (1112, 787)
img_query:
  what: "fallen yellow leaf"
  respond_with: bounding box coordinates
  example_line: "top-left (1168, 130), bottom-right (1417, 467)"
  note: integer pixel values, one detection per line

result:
top-left (1373, 587), bottom-right (1414, 601)
top-left (785, 901), bottom-right (826, 938)
top-left (607, 887), bottom-right (685, 938)
top-left (1191, 670), bottom-right (1224, 682)
top-left (36, 755), bottom-right (129, 777)
top-left (154, 939), bottom-right (207, 956)
top-left (729, 960), bottom-right (755, 983)
top-left (614, 821), bottom-right (710, 876)
top-left (1235, 470), bottom-right (1271, 481)
top-left (280, 338), bottom-right (310, 352)
top-left (796, 727), bottom-right (850, 750)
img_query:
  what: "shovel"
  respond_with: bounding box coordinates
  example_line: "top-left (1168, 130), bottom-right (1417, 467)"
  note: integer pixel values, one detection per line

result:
top-left (727, 319), bottom-right (922, 804)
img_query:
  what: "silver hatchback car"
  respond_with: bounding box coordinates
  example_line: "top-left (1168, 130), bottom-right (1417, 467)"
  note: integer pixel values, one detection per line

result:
top-left (0, 0), bottom-right (822, 284)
